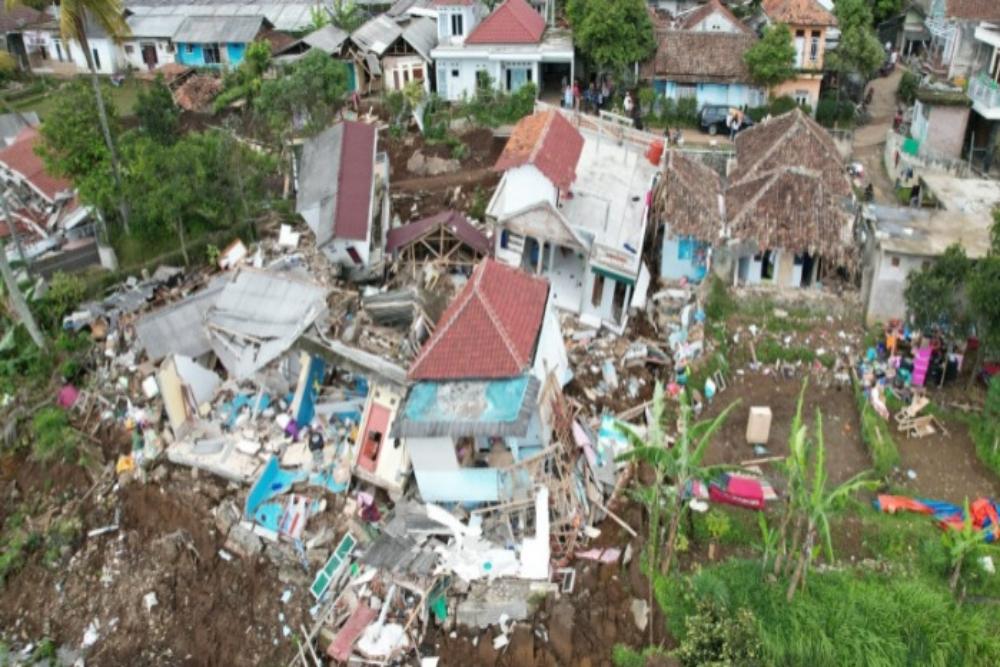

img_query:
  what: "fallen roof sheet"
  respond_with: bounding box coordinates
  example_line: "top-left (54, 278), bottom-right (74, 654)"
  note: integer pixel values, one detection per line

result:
top-left (206, 268), bottom-right (328, 379)
top-left (134, 276), bottom-right (226, 361)
top-left (393, 375), bottom-right (539, 438)
top-left (385, 210), bottom-right (490, 255)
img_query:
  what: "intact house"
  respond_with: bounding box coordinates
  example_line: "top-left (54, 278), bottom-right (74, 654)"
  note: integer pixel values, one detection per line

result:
top-left (0, 126), bottom-right (97, 272)
top-left (925, 0), bottom-right (1000, 79)
top-left (878, 2), bottom-right (931, 57)
top-left (0, 5), bottom-right (44, 70)
top-left (390, 258), bottom-right (570, 504)
top-left (962, 17), bottom-right (1000, 169)
top-left (173, 16), bottom-right (275, 68)
top-left (486, 109), bottom-right (659, 333)
top-left (761, 0), bottom-right (837, 110)
top-left (121, 14), bottom-right (184, 71)
top-left (907, 79), bottom-right (971, 160)
top-left (430, 0), bottom-right (573, 101)
top-left (123, 0), bottom-right (320, 33)
top-left (860, 202), bottom-right (995, 325)
top-left (26, 12), bottom-right (125, 75)
top-left (723, 108), bottom-right (854, 288)
top-left (654, 150), bottom-right (725, 283)
top-left (295, 121), bottom-right (390, 277)
top-left (273, 25), bottom-right (359, 91)
top-left (349, 12), bottom-right (437, 93)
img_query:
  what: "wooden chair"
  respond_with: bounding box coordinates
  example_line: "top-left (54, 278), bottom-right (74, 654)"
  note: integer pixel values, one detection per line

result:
top-left (894, 395), bottom-right (930, 424)
top-left (901, 414), bottom-right (948, 439)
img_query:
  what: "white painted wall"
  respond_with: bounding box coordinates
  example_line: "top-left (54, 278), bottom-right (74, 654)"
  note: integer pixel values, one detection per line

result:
top-left (383, 55), bottom-right (430, 92)
top-left (531, 296), bottom-right (571, 387)
top-left (690, 10), bottom-right (743, 33)
top-left (434, 57), bottom-right (540, 101)
top-left (492, 165), bottom-right (557, 218)
top-left (121, 38), bottom-right (176, 71)
top-left (436, 4), bottom-right (481, 44)
top-left (65, 37), bottom-right (124, 74)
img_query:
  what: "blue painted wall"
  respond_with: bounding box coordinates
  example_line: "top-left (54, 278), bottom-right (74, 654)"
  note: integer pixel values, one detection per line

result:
top-left (176, 42), bottom-right (205, 66)
top-left (227, 43), bottom-right (245, 65)
top-left (654, 80), bottom-right (763, 109)
top-left (414, 469), bottom-right (500, 502)
top-left (661, 234), bottom-right (709, 283)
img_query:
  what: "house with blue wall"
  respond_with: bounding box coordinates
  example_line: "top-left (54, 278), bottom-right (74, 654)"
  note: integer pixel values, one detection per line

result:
top-left (173, 16), bottom-right (273, 68)
top-left (643, 0), bottom-right (765, 111)
top-left (655, 150), bottom-right (724, 283)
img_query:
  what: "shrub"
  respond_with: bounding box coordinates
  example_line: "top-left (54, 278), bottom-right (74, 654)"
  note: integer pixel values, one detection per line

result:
top-left (705, 275), bottom-right (735, 321)
top-left (30, 407), bottom-right (78, 463)
top-left (675, 599), bottom-right (763, 667)
top-left (0, 52), bottom-right (15, 84)
top-left (815, 96), bottom-right (856, 127)
top-left (898, 70), bottom-right (920, 105)
top-left (853, 381), bottom-right (901, 476)
top-left (662, 559), bottom-right (1000, 667)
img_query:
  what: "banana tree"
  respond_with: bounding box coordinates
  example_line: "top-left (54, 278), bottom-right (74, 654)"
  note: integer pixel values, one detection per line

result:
top-left (786, 410), bottom-right (875, 601)
top-left (617, 385), bottom-right (737, 641)
top-left (942, 498), bottom-right (984, 597)
top-left (773, 381), bottom-right (809, 576)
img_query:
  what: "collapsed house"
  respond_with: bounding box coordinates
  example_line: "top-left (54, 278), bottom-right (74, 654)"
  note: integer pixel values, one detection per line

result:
top-left (384, 209), bottom-right (491, 278)
top-left (349, 9), bottom-right (437, 94)
top-left (0, 125), bottom-right (100, 274)
top-left (392, 258), bottom-right (570, 503)
top-left (487, 109), bottom-right (659, 333)
top-left (296, 120), bottom-right (390, 277)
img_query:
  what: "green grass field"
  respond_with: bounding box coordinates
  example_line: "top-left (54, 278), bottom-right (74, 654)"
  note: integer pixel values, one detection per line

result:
top-left (5, 76), bottom-right (148, 120)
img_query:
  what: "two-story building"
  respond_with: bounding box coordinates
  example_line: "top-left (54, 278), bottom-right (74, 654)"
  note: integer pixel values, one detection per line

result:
top-left (430, 0), bottom-right (573, 101)
top-left (925, 0), bottom-right (1000, 79)
top-left (963, 14), bottom-right (1000, 167)
top-left (762, 0), bottom-right (837, 111)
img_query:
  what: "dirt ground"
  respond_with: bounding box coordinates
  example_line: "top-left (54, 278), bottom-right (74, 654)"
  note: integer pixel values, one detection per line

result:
top-left (700, 371), bottom-right (870, 486)
top-left (0, 458), bottom-right (307, 666)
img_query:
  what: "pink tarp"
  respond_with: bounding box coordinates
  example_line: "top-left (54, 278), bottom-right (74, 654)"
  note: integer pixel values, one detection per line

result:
top-left (328, 604), bottom-right (377, 661)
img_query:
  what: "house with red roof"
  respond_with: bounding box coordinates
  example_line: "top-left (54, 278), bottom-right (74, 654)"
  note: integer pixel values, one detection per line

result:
top-left (485, 109), bottom-right (660, 333)
top-left (430, 0), bottom-right (573, 101)
top-left (295, 120), bottom-right (390, 275)
top-left (391, 257), bottom-right (570, 503)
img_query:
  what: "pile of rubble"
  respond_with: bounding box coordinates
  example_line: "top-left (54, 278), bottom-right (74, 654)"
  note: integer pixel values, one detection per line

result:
top-left (51, 227), bottom-right (639, 665)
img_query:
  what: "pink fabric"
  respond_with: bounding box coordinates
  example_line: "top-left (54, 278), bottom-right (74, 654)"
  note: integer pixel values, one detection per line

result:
top-left (57, 384), bottom-right (79, 409)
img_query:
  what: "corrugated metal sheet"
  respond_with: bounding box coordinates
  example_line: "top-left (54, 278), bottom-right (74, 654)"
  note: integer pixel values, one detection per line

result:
top-left (296, 123), bottom-right (344, 247)
top-left (126, 14), bottom-right (186, 38)
top-left (302, 24), bottom-right (349, 53)
top-left (351, 14), bottom-right (402, 55)
top-left (401, 16), bottom-right (437, 61)
top-left (134, 277), bottom-right (226, 361)
top-left (173, 15), bottom-right (265, 43)
top-left (126, 1), bottom-right (315, 31)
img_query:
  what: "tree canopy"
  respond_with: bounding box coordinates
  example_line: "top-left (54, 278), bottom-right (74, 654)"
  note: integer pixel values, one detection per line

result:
top-left (135, 74), bottom-right (180, 145)
top-left (744, 23), bottom-right (797, 88)
top-left (903, 244), bottom-right (971, 333)
top-left (214, 40), bottom-right (272, 112)
top-left (566, 0), bottom-right (656, 73)
top-left (826, 0), bottom-right (885, 81)
top-left (255, 50), bottom-right (350, 139)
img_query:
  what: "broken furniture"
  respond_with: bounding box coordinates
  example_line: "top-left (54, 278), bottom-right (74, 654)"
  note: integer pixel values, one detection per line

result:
top-left (745, 406), bottom-right (772, 445)
top-left (899, 414), bottom-right (949, 439)
top-left (894, 395), bottom-right (930, 424)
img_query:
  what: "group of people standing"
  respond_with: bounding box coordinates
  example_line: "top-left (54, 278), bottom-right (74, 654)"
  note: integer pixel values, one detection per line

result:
top-left (562, 76), bottom-right (644, 128)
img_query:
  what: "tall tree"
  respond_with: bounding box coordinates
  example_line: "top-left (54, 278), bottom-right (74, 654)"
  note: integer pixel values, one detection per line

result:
top-left (134, 74), bottom-right (179, 144)
top-left (566, 0), bottom-right (656, 75)
top-left (213, 40), bottom-right (272, 113)
top-left (826, 0), bottom-right (885, 96)
top-left (8, 0), bottom-right (133, 232)
top-left (0, 239), bottom-right (46, 350)
top-left (744, 23), bottom-right (797, 90)
top-left (903, 244), bottom-right (971, 333)
top-left (966, 255), bottom-right (1000, 383)
top-left (330, 0), bottom-right (363, 33)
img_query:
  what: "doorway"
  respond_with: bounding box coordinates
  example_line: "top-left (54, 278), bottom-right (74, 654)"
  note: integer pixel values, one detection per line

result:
top-left (141, 42), bottom-right (158, 69)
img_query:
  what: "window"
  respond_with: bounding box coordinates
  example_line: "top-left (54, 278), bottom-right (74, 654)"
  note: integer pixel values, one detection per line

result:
top-left (451, 68), bottom-right (459, 77)
top-left (500, 230), bottom-right (509, 249)
top-left (591, 274), bottom-right (605, 308)
top-left (185, 44), bottom-right (195, 54)
top-left (451, 12), bottom-right (464, 37)
top-left (166, 42), bottom-right (175, 53)
top-left (124, 44), bottom-right (134, 54)
top-left (204, 43), bottom-right (220, 64)
top-left (794, 30), bottom-right (805, 67)
top-left (412, 67), bottom-right (423, 81)
top-left (891, 255), bottom-right (901, 267)
top-left (794, 90), bottom-right (810, 106)
top-left (347, 246), bottom-right (363, 265)
top-left (810, 31), bottom-right (820, 63)
top-left (53, 41), bottom-right (62, 62)
top-left (393, 70), bottom-right (400, 89)
top-left (92, 48), bottom-right (101, 70)
top-left (677, 84), bottom-right (696, 99)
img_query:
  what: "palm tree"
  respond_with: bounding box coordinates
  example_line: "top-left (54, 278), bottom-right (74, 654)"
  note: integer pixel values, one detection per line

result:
top-left (617, 385), bottom-right (737, 642)
top-left (9, 0), bottom-right (132, 232)
top-left (785, 410), bottom-right (875, 601)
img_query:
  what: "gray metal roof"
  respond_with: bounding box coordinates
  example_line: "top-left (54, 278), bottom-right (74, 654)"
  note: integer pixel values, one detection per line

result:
top-left (296, 123), bottom-right (344, 247)
top-left (173, 15), bottom-right (267, 43)
top-left (351, 14), bottom-right (402, 55)
top-left (0, 112), bottom-right (38, 146)
top-left (135, 278), bottom-right (226, 361)
top-left (125, 14), bottom-right (187, 38)
top-left (125, 0), bottom-right (315, 31)
top-left (301, 24), bottom-right (348, 53)
top-left (400, 16), bottom-right (436, 61)
top-left (206, 268), bottom-right (328, 379)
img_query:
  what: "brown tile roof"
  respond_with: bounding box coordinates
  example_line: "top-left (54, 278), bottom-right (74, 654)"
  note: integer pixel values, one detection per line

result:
top-left (408, 258), bottom-right (549, 381)
top-left (0, 5), bottom-right (43, 33)
top-left (762, 0), bottom-right (836, 26)
top-left (681, 0), bottom-right (752, 33)
top-left (944, 0), bottom-right (1000, 21)
top-left (643, 30), bottom-right (756, 83)
top-left (732, 108), bottom-right (850, 198)
top-left (494, 110), bottom-right (584, 190)
top-left (654, 151), bottom-right (724, 242)
top-left (726, 109), bottom-right (854, 265)
top-left (726, 166), bottom-right (853, 264)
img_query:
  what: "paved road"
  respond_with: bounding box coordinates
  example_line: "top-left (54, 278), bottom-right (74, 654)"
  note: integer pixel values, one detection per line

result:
top-left (852, 68), bottom-right (905, 204)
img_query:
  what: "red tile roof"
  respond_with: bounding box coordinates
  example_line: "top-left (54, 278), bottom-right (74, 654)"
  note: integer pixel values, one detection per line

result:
top-left (408, 258), bottom-right (549, 381)
top-left (0, 128), bottom-right (71, 203)
top-left (466, 0), bottom-right (546, 45)
top-left (494, 110), bottom-right (583, 190)
top-left (336, 121), bottom-right (377, 241)
top-left (385, 209), bottom-right (491, 255)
